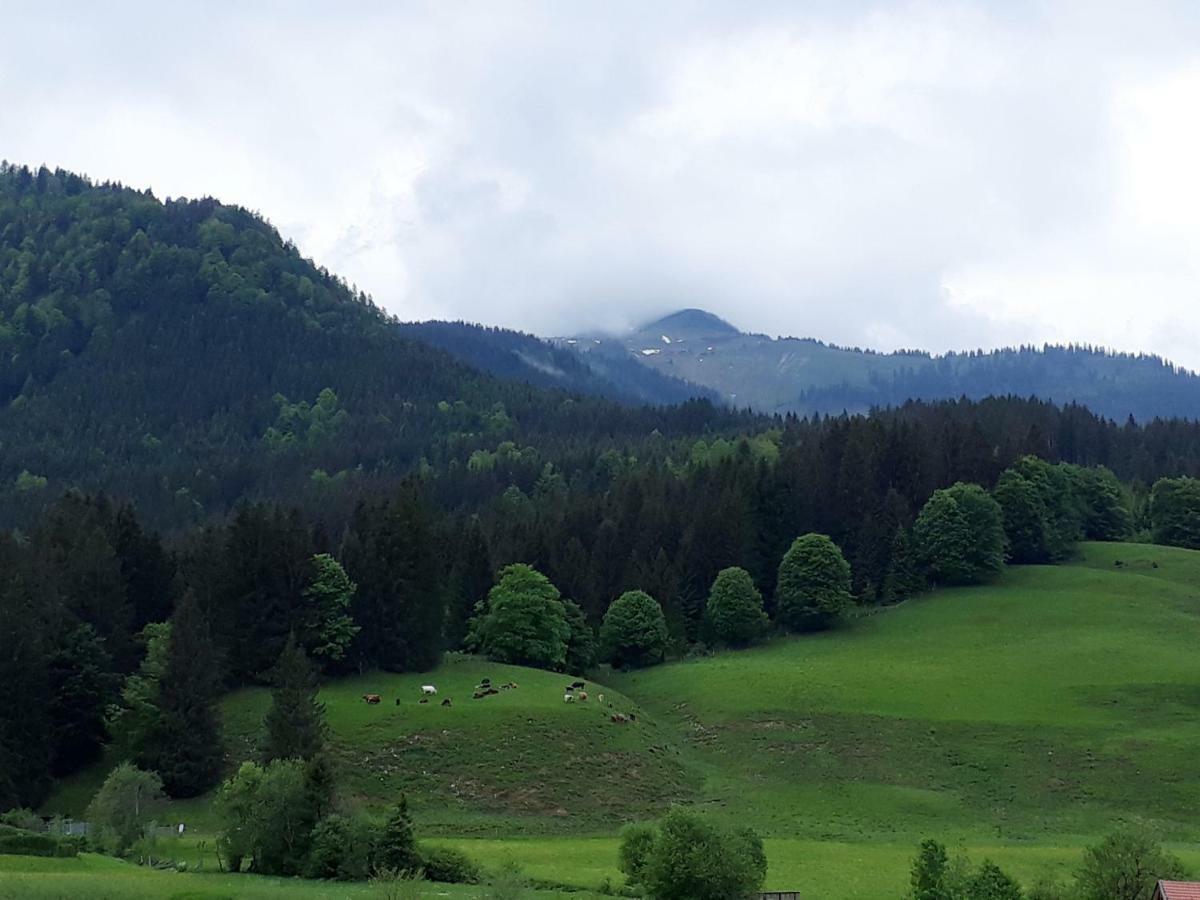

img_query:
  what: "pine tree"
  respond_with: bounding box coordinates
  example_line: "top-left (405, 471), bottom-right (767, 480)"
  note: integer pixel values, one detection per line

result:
top-left (375, 795), bottom-right (421, 873)
top-left (444, 516), bottom-right (492, 649)
top-left (261, 633), bottom-right (327, 763)
top-left (146, 590), bottom-right (224, 797)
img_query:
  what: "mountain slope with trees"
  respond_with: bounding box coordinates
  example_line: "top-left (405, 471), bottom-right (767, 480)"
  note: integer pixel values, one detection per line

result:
top-left (0, 163), bottom-right (744, 530)
top-left (571, 308), bottom-right (1200, 420)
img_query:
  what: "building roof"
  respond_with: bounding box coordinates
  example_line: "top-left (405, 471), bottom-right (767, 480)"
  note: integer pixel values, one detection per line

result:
top-left (1157, 881), bottom-right (1200, 900)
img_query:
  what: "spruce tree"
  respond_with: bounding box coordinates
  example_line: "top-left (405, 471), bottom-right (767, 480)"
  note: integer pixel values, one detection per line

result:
top-left (147, 590), bottom-right (224, 797)
top-left (375, 794), bottom-right (421, 873)
top-left (261, 633), bottom-right (327, 763)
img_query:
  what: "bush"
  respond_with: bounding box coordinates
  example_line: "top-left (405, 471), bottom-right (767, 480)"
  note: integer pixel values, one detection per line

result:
top-left (621, 809), bottom-right (766, 900)
top-left (599, 590), bottom-right (669, 669)
top-left (419, 844), bottom-right (481, 883)
top-left (305, 813), bottom-right (377, 880)
top-left (0, 809), bottom-right (44, 832)
top-left (0, 824), bottom-right (75, 857)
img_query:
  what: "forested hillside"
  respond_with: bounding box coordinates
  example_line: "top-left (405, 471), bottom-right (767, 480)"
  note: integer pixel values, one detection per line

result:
top-left (398, 320), bottom-right (713, 406)
top-left (581, 308), bottom-right (1200, 420)
top-left (0, 164), bottom-right (741, 529)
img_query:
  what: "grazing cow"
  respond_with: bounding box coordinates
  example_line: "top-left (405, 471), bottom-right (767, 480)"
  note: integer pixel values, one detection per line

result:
top-left (508, 682), bottom-right (518, 689)
top-left (419, 698), bottom-right (429, 704)
top-left (564, 684), bottom-right (574, 693)
top-left (598, 693), bottom-right (604, 704)
top-left (611, 713), bottom-right (628, 723)
top-left (421, 685), bottom-right (438, 696)
top-left (628, 713), bottom-right (637, 721)
top-left (442, 698), bottom-right (452, 707)
top-left (571, 681), bottom-right (586, 689)
top-left (395, 698), bottom-right (402, 706)
top-left (564, 693), bottom-right (576, 703)
top-left (500, 683), bottom-right (511, 690)
top-left (579, 691), bottom-right (588, 701)
top-left (473, 690), bottom-right (485, 699)
top-left (362, 694), bottom-right (381, 705)
top-left (485, 687), bottom-right (499, 696)
top-left (481, 677), bottom-right (491, 686)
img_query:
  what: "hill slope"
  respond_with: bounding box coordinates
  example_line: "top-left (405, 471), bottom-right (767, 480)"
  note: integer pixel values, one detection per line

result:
top-left (0, 166), bottom-right (740, 529)
top-left (45, 543), bottom-right (1200, 897)
top-left (398, 319), bottom-right (714, 406)
top-left (572, 308), bottom-right (1200, 419)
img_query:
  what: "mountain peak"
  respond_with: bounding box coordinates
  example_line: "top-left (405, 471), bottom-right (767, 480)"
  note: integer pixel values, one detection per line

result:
top-left (636, 308), bottom-right (740, 340)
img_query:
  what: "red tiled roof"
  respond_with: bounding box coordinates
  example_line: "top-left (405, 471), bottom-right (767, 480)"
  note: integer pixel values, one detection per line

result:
top-left (1158, 881), bottom-right (1200, 900)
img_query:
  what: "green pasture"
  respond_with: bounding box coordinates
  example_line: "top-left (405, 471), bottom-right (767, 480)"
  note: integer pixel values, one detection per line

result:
top-left (33, 542), bottom-right (1200, 899)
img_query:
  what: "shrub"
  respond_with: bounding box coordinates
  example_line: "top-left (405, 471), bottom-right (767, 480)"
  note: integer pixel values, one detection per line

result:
top-left (0, 826), bottom-right (75, 857)
top-left (420, 844), bottom-right (481, 883)
top-left (600, 591), bottom-right (669, 669)
top-left (0, 809), bottom-right (44, 832)
top-left (624, 809), bottom-right (766, 900)
top-left (305, 813), bottom-right (377, 880)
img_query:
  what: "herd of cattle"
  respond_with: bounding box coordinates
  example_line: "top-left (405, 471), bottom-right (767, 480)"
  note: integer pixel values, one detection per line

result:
top-left (358, 677), bottom-right (637, 723)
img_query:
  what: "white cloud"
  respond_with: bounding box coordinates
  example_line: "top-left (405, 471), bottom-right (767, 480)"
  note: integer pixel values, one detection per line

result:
top-left (5, 1), bottom-right (1200, 366)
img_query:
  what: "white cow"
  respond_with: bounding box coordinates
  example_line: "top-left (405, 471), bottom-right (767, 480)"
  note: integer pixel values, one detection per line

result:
top-left (563, 693), bottom-right (576, 703)
top-left (421, 684), bottom-right (438, 695)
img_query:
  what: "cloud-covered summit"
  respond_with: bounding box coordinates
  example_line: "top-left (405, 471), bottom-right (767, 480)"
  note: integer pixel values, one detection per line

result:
top-left (6, 2), bottom-right (1200, 365)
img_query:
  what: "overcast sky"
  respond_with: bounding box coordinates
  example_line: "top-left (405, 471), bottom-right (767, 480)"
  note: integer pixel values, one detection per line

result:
top-left (6, 1), bottom-right (1200, 366)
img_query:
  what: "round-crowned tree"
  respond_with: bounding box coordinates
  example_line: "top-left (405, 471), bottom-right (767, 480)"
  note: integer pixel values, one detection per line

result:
top-left (599, 590), bottom-right (669, 669)
top-left (913, 482), bottom-right (1005, 585)
top-left (774, 534), bottom-right (852, 632)
top-left (466, 564), bottom-right (570, 670)
top-left (704, 567), bottom-right (769, 647)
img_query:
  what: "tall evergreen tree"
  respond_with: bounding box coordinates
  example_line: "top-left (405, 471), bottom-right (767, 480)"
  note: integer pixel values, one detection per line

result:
top-left (146, 590), bottom-right (224, 797)
top-left (261, 633), bottom-right (327, 763)
top-left (444, 515), bottom-right (492, 649)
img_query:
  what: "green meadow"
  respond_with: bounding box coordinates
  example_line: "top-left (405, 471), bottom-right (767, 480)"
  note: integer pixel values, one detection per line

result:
top-left (27, 542), bottom-right (1200, 898)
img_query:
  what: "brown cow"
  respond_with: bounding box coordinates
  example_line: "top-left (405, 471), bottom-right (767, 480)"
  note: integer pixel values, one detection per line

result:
top-left (362, 694), bottom-right (381, 705)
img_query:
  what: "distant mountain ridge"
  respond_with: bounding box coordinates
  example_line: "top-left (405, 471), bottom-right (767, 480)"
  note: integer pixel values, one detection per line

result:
top-left (559, 308), bottom-right (1200, 421)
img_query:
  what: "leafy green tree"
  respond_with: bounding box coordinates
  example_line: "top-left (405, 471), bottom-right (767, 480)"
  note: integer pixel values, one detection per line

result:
top-left (145, 590), bottom-right (223, 797)
top-left (914, 483), bottom-right (1005, 584)
top-left (909, 838), bottom-right (953, 900)
top-left (995, 469), bottom-right (1049, 563)
top-left (86, 762), bottom-right (165, 855)
top-left (215, 758), bottom-right (319, 875)
top-left (299, 553), bottom-right (359, 666)
top-left (107, 622), bottom-right (170, 764)
top-left (600, 590), bottom-right (669, 669)
top-left (995, 457), bottom-right (1084, 563)
top-left (775, 533), bottom-right (852, 631)
top-left (966, 860), bottom-right (1023, 900)
top-left (304, 813), bottom-right (377, 881)
top-left (563, 599), bottom-right (596, 673)
top-left (1149, 476), bottom-right (1200, 549)
top-left (1070, 465), bottom-right (1131, 540)
top-left (1075, 831), bottom-right (1187, 900)
top-left (632, 809), bottom-right (767, 900)
top-left (704, 566), bottom-right (769, 647)
top-left (467, 564), bottom-right (570, 669)
top-left (375, 795), bottom-right (421, 874)
top-left (618, 821), bottom-right (659, 886)
top-left (261, 633), bottom-right (327, 763)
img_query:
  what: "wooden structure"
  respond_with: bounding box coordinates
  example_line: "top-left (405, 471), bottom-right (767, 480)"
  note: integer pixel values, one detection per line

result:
top-left (1155, 882), bottom-right (1200, 900)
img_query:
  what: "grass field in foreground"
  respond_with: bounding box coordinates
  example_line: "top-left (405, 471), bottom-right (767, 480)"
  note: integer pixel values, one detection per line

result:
top-left (38, 542), bottom-right (1200, 898)
top-left (0, 853), bottom-right (609, 900)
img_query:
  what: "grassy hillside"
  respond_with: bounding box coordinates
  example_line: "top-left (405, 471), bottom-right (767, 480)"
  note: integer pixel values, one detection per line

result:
top-left (37, 542), bottom-right (1200, 897)
top-left (611, 541), bottom-right (1200, 844)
